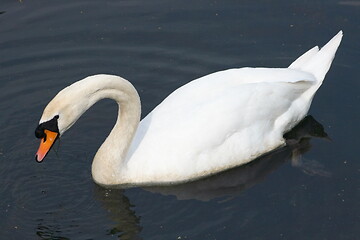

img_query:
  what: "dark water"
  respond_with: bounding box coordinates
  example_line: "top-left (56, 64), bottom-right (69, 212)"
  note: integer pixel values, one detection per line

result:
top-left (0, 0), bottom-right (359, 239)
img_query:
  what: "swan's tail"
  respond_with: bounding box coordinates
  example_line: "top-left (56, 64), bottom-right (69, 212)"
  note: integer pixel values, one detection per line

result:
top-left (289, 31), bottom-right (343, 91)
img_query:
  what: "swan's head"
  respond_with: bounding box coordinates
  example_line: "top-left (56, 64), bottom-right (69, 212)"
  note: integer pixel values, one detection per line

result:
top-left (34, 74), bottom-right (140, 163)
top-left (35, 80), bottom-right (93, 162)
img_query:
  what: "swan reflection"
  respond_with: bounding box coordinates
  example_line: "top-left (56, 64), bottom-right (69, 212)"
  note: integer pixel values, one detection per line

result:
top-left (93, 186), bottom-right (142, 240)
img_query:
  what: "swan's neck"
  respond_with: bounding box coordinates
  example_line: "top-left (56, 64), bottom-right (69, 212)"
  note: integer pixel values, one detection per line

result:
top-left (83, 75), bottom-right (141, 185)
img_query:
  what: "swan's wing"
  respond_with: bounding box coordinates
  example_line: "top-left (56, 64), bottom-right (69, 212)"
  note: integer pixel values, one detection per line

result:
top-left (127, 68), bottom-right (315, 182)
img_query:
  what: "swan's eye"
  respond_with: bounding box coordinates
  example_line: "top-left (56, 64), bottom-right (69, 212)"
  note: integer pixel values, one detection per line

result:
top-left (35, 125), bottom-right (45, 139)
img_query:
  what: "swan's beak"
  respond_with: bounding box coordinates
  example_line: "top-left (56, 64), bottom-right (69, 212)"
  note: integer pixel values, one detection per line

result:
top-left (35, 129), bottom-right (58, 162)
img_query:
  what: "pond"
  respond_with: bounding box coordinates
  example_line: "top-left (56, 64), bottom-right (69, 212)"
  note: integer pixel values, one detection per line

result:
top-left (0, 0), bottom-right (359, 239)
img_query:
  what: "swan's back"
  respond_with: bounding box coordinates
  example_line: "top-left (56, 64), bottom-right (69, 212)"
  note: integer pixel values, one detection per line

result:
top-left (124, 32), bottom-right (342, 185)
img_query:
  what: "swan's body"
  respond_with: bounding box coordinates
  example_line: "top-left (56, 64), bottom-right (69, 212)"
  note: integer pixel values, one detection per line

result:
top-left (35, 32), bottom-right (342, 186)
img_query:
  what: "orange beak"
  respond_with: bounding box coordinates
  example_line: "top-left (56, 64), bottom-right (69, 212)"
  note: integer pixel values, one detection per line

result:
top-left (35, 129), bottom-right (59, 162)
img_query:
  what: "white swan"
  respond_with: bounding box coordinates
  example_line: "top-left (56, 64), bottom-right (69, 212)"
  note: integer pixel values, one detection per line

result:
top-left (35, 31), bottom-right (342, 187)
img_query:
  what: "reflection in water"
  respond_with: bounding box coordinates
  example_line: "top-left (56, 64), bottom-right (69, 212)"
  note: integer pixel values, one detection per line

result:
top-left (93, 186), bottom-right (142, 240)
top-left (145, 116), bottom-right (329, 201)
top-left (36, 223), bottom-right (70, 240)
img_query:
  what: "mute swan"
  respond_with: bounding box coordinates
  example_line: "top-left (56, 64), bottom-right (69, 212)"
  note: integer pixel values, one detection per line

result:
top-left (35, 31), bottom-right (342, 187)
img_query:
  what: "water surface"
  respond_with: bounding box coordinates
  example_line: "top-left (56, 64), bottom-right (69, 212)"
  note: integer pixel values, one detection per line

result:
top-left (0, 0), bottom-right (359, 239)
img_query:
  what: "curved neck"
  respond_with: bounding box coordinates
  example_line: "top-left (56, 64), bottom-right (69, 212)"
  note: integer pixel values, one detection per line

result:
top-left (83, 75), bottom-right (141, 185)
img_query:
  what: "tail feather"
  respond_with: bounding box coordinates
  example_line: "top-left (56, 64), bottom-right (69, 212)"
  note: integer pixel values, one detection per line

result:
top-left (289, 31), bottom-right (343, 84)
